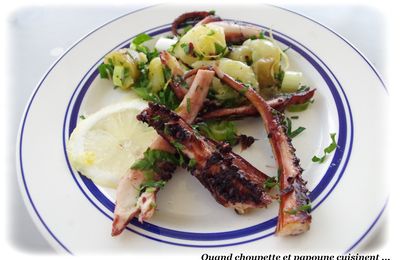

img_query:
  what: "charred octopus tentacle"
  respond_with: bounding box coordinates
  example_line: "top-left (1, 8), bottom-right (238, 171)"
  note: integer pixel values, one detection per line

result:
top-left (137, 102), bottom-right (274, 213)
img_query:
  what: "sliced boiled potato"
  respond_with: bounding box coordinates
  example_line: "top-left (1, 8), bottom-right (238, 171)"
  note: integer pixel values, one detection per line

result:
top-left (192, 58), bottom-right (258, 103)
top-left (281, 71), bottom-right (303, 92)
top-left (252, 58), bottom-right (276, 88)
top-left (192, 58), bottom-right (259, 91)
top-left (173, 24), bottom-right (226, 66)
top-left (67, 100), bottom-right (158, 188)
top-left (148, 57), bottom-right (165, 93)
top-left (228, 45), bottom-right (252, 64)
top-left (243, 39), bottom-right (280, 64)
top-left (104, 49), bottom-right (148, 89)
top-left (218, 58), bottom-right (259, 91)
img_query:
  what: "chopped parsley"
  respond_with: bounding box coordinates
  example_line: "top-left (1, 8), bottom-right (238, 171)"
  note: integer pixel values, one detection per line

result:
top-left (275, 69), bottom-right (285, 84)
top-left (286, 203), bottom-right (312, 215)
top-left (180, 43), bottom-right (191, 55)
top-left (298, 85), bottom-right (310, 92)
top-left (264, 177), bottom-right (278, 189)
top-left (98, 63), bottom-right (114, 79)
top-left (130, 33), bottom-right (159, 61)
top-left (250, 31), bottom-right (267, 40)
top-left (170, 140), bottom-right (186, 166)
top-left (163, 67), bottom-right (172, 81)
top-left (131, 148), bottom-right (179, 172)
top-left (207, 30), bottom-right (216, 36)
top-left (131, 33), bottom-right (153, 46)
top-left (258, 31), bottom-right (267, 39)
top-left (194, 50), bottom-right (204, 59)
top-left (171, 140), bottom-right (185, 151)
top-left (214, 42), bottom-right (226, 56)
top-left (312, 133), bottom-right (338, 163)
top-left (188, 158), bottom-right (197, 168)
top-left (132, 63), bottom-right (180, 110)
top-left (140, 180), bottom-right (166, 193)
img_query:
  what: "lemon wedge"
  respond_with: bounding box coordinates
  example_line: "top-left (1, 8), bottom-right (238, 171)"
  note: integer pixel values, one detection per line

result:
top-left (66, 100), bottom-right (157, 188)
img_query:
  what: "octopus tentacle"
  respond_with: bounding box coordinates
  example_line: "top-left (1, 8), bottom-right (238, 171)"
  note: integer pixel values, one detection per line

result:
top-left (198, 89), bottom-right (316, 121)
top-left (183, 65), bottom-right (312, 235)
top-left (159, 51), bottom-right (188, 100)
top-left (172, 11), bottom-right (217, 36)
top-left (215, 68), bottom-right (312, 236)
top-left (111, 69), bottom-right (215, 236)
top-left (137, 102), bottom-right (273, 213)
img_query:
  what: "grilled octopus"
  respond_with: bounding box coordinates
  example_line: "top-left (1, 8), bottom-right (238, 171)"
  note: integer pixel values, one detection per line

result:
top-left (137, 102), bottom-right (273, 212)
top-left (113, 12), bottom-right (312, 237)
top-left (112, 69), bottom-right (215, 236)
top-left (181, 66), bottom-right (312, 235)
top-left (161, 51), bottom-right (316, 121)
top-left (213, 67), bottom-right (312, 236)
top-left (197, 89), bottom-right (316, 121)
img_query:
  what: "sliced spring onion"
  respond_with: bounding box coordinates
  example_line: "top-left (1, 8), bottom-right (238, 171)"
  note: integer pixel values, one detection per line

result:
top-left (312, 133), bottom-right (338, 163)
top-left (287, 102), bottom-right (310, 112)
top-left (112, 65), bottom-right (125, 87)
top-left (155, 37), bottom-right (178, 52)
top-left (281, 71), bottom-right (303, 93)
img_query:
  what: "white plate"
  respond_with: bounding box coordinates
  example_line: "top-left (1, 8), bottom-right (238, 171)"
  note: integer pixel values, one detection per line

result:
top-left (17, 4), bottom-right (388, 254)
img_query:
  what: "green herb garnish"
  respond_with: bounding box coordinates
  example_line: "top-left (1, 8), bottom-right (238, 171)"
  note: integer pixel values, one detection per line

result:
top-left (98, 63), bottom-right (114, 79)
top-left (312, 133), bottom-right (338, 163)
top-left (284, 117), bottom-right (306, 139)
top-left (258, 31), bottom-right (267, 39)
top-left (180, 43), bottom-right (191, 55)
top-left (188, 158), bottom-right (197, 168)
top-left (297, 85), bottom-right (310, 92)
top-left (170, 140), bottom-right (186, 166)
top-left (130, 33), bottom-right (159, 61)
top-left (194, 50), bottom-right (204, 59)
top-left (131, 33), bottom-right (153, 47)
top-left (132, 64), bottom-right (180, 110)
top-left (131, 148), bottom-right (179, 172)
top-left (193, 120), bottom-right (238, 145)
top-left (171, 140), bottom-right (185, 151)
top-left (163, 67), bottom-right (172, 81)
top-left (207, 30), bottom-right (216, 36)
top-left (214, 42), bottom-right (226, 56)
top-left (287, 101), bottom-right (313, 112)
top-left (140, 180), bottom-right (166, 193)
top-left (275, 69), bottom-right (285, 84)
top-left (264, 177), bottom-right (278, 189)
top-left (285, 203), bottom-right (312, 215)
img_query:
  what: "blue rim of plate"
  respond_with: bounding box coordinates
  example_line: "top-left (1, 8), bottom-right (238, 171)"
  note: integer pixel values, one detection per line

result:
top-left (63, 22), bottom-right (352, 245)
top-left (17, 5), bottom-right (388, 254)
